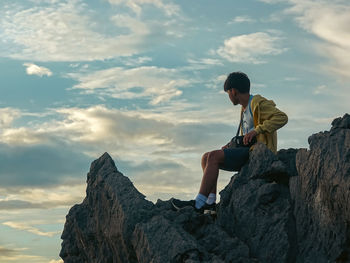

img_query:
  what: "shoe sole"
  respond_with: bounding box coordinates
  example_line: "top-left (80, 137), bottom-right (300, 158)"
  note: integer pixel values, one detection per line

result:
top-left (203, 209), bottom-right (217, 215)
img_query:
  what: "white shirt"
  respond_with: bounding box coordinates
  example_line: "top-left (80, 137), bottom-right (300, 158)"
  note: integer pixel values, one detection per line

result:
top-left (242, 95), bottom-right (254, 135)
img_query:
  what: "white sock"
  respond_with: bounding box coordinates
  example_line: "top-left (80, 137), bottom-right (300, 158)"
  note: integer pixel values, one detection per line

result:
top-left (206, 193), bottom-right (216, 205)
top-left (195, 193), bottom-right (207, 209)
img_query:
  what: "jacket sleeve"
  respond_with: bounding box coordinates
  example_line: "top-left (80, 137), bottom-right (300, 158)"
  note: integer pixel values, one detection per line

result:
top-left (254, 99), bottom-right (288, 134)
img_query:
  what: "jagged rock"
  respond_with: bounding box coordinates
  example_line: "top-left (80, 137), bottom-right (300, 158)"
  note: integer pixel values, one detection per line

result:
top-left (60, 114), bottom-right (350, 263)
top-left (217, 143), bottom-right (296, 262)
top-left (290, 113), bottom-right (350, 262)
top-left (60, 153), bottom-right (154, 262)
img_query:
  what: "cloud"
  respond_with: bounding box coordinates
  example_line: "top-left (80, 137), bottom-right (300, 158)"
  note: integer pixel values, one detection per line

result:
top-left (0, 252), bottom-right (49, 263)
top-left (3, 221), bottom-right (60, 237)
top-left (0, 246), bottom-right (16, 257)
top-left (107, 0), bottom-right (180, 16)
top-left (186, 58), bottom-right (224, 70)
top-left (0, 244), bottom-right (61, 263)
top-left (0, 200), bottom-right (43, 210)
top-left (0, 104), bottom-right (234, 199)
top-left (313, 85), bottom-right (328, 95)
top-left (205, 74), bottom-right (227, 90)
top-left (286, 0), bottom-right (350, 79)
top-left (0, 108), bottom-right (21, 128)
top-left (0, 0), bottom-right (182, 61)
top-left (217, 32), bottom-right (286, 64)
top-left (229, 15), bottom-right (255, 24)
top-left (121, 56), bottom-right (153, 66)
top-left (68, 66), bottom-right (190, 105)
top-left (0, 184), bottom-right (85, 210)
top-left (0, 1), bottom-right (146, 61)
top-left (117, 157), bottom-right (199, 200)
top-left (0, 143), bottom-right (90, 187)
top-left (50, 105), bottom-right (232, 154)
top-left (259, 0), bottom-right (285, 3)
top-left (23, 63), bottom-right (52, 77)
top-left (259, 0), bottom-right (350, 79)
top-left (0, 103), bottom-right (339, 204)
top-left (0, 103), bottom-right (230, 156)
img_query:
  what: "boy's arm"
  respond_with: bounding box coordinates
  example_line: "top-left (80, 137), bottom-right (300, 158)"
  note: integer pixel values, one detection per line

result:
top-left (254, 99), bottom-right (288, 134)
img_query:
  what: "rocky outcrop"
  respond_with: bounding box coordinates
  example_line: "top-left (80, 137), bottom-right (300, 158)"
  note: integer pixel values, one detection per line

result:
top-left (60, 114), bottom-right (350, 263)
top-left (289, 114), bottom-right (350, 262)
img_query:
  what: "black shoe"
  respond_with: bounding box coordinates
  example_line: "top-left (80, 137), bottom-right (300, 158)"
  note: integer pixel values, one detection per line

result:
top-left (201, 203), bottom-right (217, 215)
top-left (171, 198), bottom-right (195, 211)
top-left (171, 198), bottom-right (217, 215)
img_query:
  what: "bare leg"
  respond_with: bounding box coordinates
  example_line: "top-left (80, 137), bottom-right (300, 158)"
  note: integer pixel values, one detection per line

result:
top-left (201, 152), bottom-right (218, 195)
top-left (201, 152), bottom-right (209, 171)
top-left (199, 150), bottom-right (225, 197)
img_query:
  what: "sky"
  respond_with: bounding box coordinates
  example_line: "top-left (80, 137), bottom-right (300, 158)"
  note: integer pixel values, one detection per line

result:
top-left (0, 0), bottom-right (349, 262)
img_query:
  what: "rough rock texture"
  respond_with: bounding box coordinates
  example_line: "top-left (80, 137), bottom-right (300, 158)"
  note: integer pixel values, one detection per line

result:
top-left (60, 114), bottom-right (350, 263)
top-left (290, 113), bottom-right (350, 262)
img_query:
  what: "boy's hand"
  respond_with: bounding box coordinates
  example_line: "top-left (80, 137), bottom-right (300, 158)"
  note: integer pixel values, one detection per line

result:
top-left (243, 130), bottom-right (257, 145)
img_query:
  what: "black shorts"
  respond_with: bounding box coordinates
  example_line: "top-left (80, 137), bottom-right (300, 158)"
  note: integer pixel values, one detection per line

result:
top-left (219, 147), bottom-right (249, 172)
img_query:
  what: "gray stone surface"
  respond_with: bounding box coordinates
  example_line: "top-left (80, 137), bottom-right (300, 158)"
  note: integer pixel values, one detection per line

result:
top-left (60, 114), bottom-right (350, 263)
top-left (290, 113), bottom-right (350, 262)
top-left (217, 143), bottom-right (296, 263)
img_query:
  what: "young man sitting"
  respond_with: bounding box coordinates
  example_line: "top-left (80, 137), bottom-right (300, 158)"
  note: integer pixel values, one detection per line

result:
top-left (171, 71), bottom-right (288, 214)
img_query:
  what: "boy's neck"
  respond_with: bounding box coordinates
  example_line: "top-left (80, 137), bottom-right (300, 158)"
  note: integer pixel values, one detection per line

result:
top-left (240, 93), bottom-right (251, 110)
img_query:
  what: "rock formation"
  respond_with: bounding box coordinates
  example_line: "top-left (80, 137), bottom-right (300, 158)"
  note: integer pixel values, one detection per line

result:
top-left (60, 114), bottom-right (350, 263)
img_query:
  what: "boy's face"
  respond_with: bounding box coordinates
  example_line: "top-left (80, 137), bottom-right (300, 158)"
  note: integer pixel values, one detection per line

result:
top-left (227, 88), bottom-right (239, 105)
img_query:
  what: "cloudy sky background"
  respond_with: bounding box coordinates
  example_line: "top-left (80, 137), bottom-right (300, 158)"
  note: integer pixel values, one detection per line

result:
top-left (1, 0), bottom-right (349, 262)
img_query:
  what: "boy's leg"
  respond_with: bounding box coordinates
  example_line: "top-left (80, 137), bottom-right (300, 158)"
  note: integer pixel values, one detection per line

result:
top-left (198, 150), bottom-right (225, 197)
top-left (172, 150), bottom-right (224, 211)
top-left (201, 152), bottom-right (209, 171)
top-left (201, 152), bottom-right (217, 195)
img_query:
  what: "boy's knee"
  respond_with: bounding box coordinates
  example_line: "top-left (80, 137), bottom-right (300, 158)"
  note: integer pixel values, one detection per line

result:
top-left (202, 152), bottom-right (209, 162)
top-left (207, 150), bottom-right (224, 164)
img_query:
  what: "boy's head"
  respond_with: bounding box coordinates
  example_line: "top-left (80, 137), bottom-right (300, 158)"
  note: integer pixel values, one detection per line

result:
top-left (224, 72), bottom-right (250, 94)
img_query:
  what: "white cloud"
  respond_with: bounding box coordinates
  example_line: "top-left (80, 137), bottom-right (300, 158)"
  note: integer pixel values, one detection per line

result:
top-left (23, 63), bottom-right (52, 77)
top-left (3, 221), bottom-right (60, 237)
top-left (0, 108), bottom-right (62, 145)
top-left (121, 56), bottom-right (153, 66)
top-left (0, 105), bottom-right (185, 154)
top-left (52, 106), bottom-right (177, 150)
top-left (287, 0), bottom-right (350, 79)
top-left (0, 246), bottom-right (51, 263)
top-left (68, 66), bottom-right (190, 105)
top-left (187, 58), bottom-right (224, 69)
top-left (0, 103), bottom-right (232, 164)
top-left (229, 15), bottom-right (255, 24)
top-left (0, 102), bottom-right (343, 204)
top-left (0, 184), bottom-right (85, 210)
top-left (259, 0), bottom-right (285, 3)
top-left (0, 104), bottom-right (235, 203)
top-left (0, 108), bottom-right (21, 128)
top-left (260, 0), bottom-right (350, 80)
top-left (0, 0), bottom-right (182, 61)
top-left (217, 32), bottom-right (286, 64)
top-left (107, 0), bottom-right (180, 16)
top-left (0, 103), bottom-right (229, 154)
top-left (205, 74), bottom-right (227, 89)
top-left (1, 127), bottom-right (50, 145)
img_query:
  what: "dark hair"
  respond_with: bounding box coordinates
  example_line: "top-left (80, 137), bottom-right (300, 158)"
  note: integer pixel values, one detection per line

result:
top-left (224, 72), bottom-right (250, 93)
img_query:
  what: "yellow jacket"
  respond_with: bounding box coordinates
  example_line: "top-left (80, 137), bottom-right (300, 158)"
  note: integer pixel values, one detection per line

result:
top-left (241, 94), bottom-right (288, 153)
